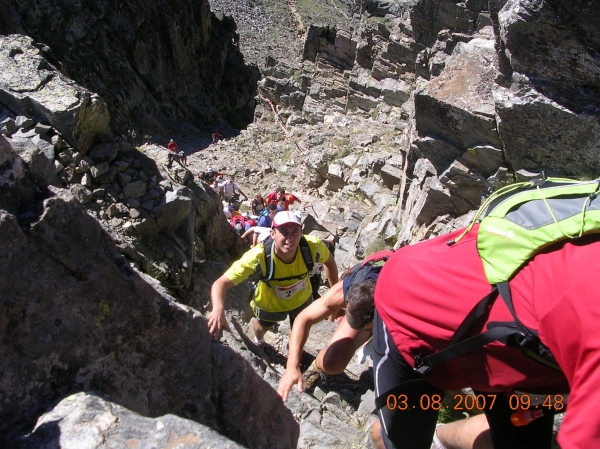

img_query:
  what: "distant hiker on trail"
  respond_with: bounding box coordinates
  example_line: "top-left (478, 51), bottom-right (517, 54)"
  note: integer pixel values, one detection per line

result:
top-left (278, 223), bottom-right (594, 449)
top-left (231, 213), bottom-right (254, 239)
top-left (265, 187), bottom-right (285, 207)
top-left (212, 131), bottom-right (223, 144)
top-left (197, 167), bottom-right (227, 184)
top-left (240, 226), bottom-right (272, 247)
top-left (220, 177), bottom-right (248, 203)
top-left (167, 139), bottom-right (178, 153)
top-left (166, 139), bottom-right (187, 168)
top-left (208, 211), bottom-right (339, 347)
top-left (284, 192), bottom-right (302, 210)
top-left (251, 193), bottom-right (267, 216)
top-left (209, 179), bottom-right (221, 196)
top-left (257, 203), bottom-right (278, 228)
top-left (223, 204), bottom-right (239, 220)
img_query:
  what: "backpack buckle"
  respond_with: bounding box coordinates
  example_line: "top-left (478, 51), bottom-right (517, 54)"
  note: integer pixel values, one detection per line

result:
top-left (515, 332), bottom-right (537, 352)
top-left (413, 354), bottom-right (431, 376)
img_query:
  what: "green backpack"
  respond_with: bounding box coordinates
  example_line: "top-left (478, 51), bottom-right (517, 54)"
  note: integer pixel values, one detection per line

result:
top-left (414, 175), bottom-right (600, 376)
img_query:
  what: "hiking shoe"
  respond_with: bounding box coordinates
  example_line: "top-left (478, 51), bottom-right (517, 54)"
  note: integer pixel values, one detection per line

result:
top-left (302, 362), bottom-right (326, 392)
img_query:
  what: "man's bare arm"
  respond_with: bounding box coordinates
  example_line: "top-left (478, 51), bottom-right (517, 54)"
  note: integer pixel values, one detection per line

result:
top-left (207, 275), bottom-right (235, 339)
top-left (322, 253), bottom-right (339, 286)
top-left (277, 282), bottom-right (345, 401)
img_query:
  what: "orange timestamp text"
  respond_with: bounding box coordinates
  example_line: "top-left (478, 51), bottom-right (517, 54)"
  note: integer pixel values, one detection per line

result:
top-left (385, 393), bottom-right (566, 412)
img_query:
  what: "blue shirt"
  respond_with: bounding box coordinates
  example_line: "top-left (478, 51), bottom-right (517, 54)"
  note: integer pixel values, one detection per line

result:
top-left (257, 215), bottom-right (272, 228)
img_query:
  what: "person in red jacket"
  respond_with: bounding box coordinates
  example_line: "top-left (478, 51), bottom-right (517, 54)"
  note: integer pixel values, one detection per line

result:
top-left (167, 139), bottom-right (179, 153)
top-left (265, 187), bottom-right (301, 211)
top-left (166, 139), bottom-right (187, 167)
top-left (280, 224), bottom-right (595, 449)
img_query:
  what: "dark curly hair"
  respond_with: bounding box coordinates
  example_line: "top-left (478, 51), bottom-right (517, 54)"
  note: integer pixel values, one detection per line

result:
top-left (345, 278), bottom-right (376, 330)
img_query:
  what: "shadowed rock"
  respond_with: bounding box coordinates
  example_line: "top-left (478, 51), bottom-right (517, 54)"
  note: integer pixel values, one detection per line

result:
top-left (0, 141), bottom-right (298, 448)
top-left (0, 35), bottom-right (110, 153)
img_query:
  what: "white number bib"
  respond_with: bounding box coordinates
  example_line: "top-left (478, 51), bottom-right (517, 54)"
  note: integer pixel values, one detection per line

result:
top-left (275, 278), bottom-right (306, 300)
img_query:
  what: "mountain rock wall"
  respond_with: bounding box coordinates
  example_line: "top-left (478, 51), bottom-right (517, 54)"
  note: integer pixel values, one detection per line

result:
top-left (257, 0), bottom-right (600, 251)
top-left (0, 35), bottom-right (111, 154)
top-left (0, 0), bottom-right (260, 135)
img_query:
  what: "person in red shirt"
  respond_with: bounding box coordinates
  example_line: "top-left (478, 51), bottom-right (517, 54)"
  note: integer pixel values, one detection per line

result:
top-left (166, 139), bottom-right (186, 167)
top-left (212, 131), bottom-right (223, 144)
top-left (264, 187), bottom-right (283, 206)
top-left (264, 187), bottom-right (301, 211)
top-left (280, 224), bottom-right (595, 449)
top-left (167, 139), bottom-right (178, 153)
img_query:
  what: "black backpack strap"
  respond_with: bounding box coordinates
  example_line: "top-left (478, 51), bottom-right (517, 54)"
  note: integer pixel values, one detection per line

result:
top-left (254, 236), bottom-right (315, 286)
top-left (415, 283), bottom-right (562, 376)
top-left (253, 236), bottom-right (275, 286)
top-left (414, 287), bottom-right (500, 376)
top-left (268, 236), bottom-right (313, 282)
top-left (298, 236), bottom-right (314, 274)
top-left (414, 324), bottom-right (524, 376)
top-left (496, 282), bottom-right (561, 371)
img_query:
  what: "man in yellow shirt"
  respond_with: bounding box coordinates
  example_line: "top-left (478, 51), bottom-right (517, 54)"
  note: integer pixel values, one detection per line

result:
top-left (208, 212), bottom-right (339, 345)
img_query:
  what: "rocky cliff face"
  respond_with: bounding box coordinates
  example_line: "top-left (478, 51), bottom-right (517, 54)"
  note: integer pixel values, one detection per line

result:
top-left (1, 0), bottom-right (599, 447)
top-left (0, 137), bottom-right (298, 448)
top-left (233, 0), bottom-right (600, 259)
top-left (0, 0), bottom-right (260, 136)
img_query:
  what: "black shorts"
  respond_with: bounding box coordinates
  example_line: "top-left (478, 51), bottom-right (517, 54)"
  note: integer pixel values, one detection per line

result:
top-left (253, 295), bottom-right (313, 328)
top-left (371, 311), bottom-right (555, 449)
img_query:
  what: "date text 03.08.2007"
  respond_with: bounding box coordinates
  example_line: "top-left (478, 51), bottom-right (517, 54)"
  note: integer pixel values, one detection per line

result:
top-left (386, 394), bottom-right (566, 411)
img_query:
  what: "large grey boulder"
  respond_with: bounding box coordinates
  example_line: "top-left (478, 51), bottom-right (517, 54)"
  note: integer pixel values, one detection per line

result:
top-left (380, 163), bottom-right (404, 189)
top-left (5, 135), bottom-right (59, 187)
top-left (13, 392), bottom-right (245, 449)
top-left (497, 0), bottom-right (600, 96)
top-left (414, 37), bottom-right (500, 172)
top-left (0, 35), bottom-right (110, 153)
top-left (494, 86), bottom-right (600, 176)
top-left (438, 160), bottom-right (487, 209)
top-left (302, 26), bottom-right (357, 69)
top-left (326, 163), bottom-right (346, 191)
top-left (123, 179), bottom-right (147, 199)
top-left (490, 0), bottom-right (600, 177)
top-left (411, 0), bottom-right (478, 48)
top-left (459, 144), bottom-right (504, 177)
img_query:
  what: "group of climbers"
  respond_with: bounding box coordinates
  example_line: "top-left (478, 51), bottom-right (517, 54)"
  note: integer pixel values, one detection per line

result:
top-left (207, 184), bottom-right (596, 449)
top-left (164, 128), bottom-right (589, 449)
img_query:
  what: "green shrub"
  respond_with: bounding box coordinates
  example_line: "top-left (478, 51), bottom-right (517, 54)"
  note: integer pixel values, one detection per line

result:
top-left (364, 236), bottom-right (390, 257)
top-left (336, 146), bottom-right (350, 159)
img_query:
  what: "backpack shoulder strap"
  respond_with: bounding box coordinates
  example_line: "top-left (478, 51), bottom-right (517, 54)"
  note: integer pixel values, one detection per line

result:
top-left (414, 283), bottom-right (561, 377)
top-left (263, 236), bottom-right (275, 281)
top-left (361, 250), bottom-right (394, 266)
top-left (299, 236), bottom-right (314, 274)
top-left (255, 236), bottom-right (315, 284)
top-left (254, 236), bottom-right (275, 283)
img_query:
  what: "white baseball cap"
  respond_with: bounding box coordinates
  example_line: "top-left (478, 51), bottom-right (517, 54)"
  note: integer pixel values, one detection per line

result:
top-left (272, 211), bottom-right (302, 228)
